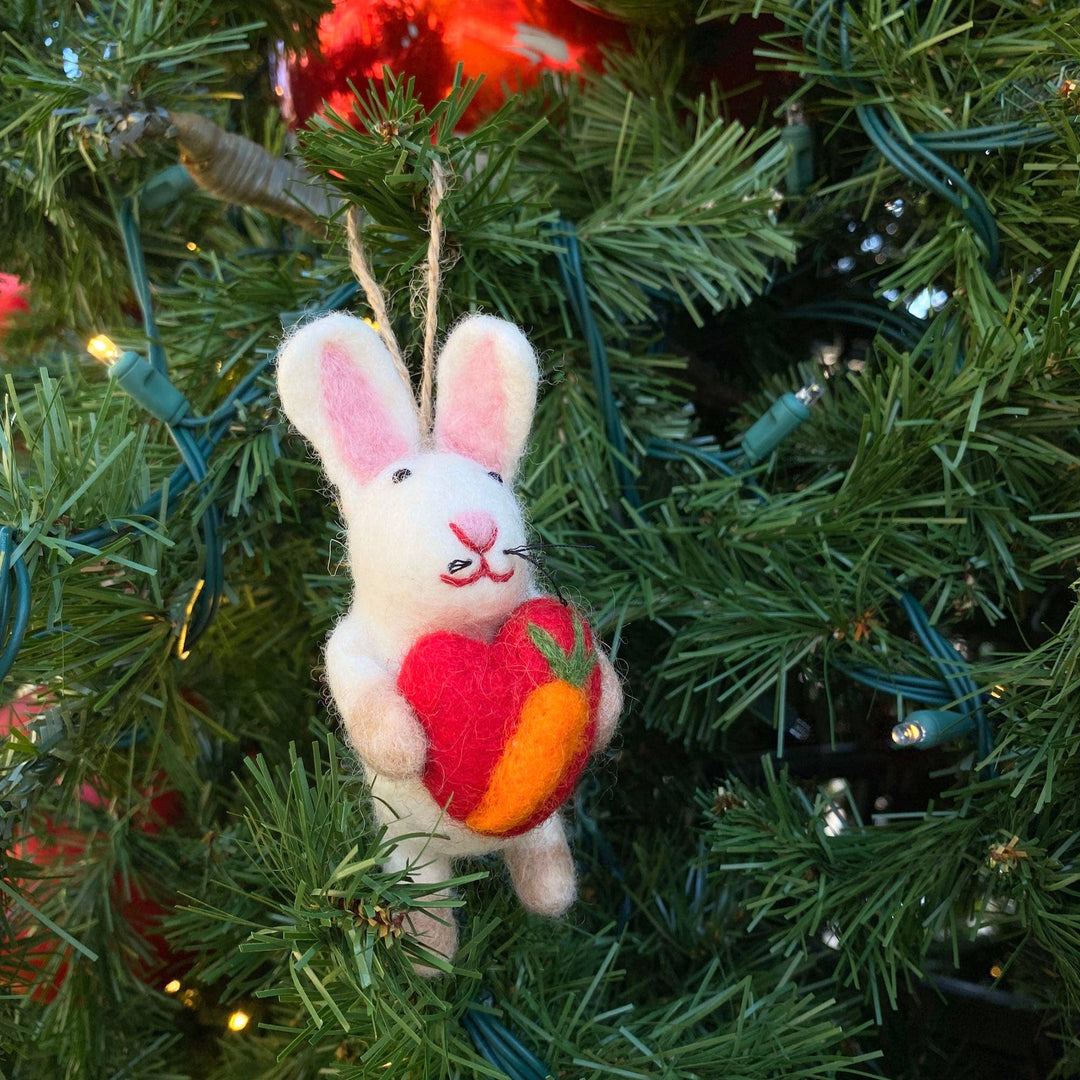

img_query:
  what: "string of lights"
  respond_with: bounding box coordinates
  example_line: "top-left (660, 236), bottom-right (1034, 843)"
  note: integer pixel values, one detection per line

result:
top-left (0, 18), bottom-right (1060, 1041)
top-left (551, 220), bottom-right (642, 511)
top-left (0, 181), bottom-right (362, 680)
top-left (463, 996), bottom-right (552, 1080)
top-left (754, 0), bottom-right (1077, 758)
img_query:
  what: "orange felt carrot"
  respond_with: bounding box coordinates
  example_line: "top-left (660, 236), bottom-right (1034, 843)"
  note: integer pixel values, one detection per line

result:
top-left (465, 615), bottom-right (595, 836)
top-left (466, 681), bottom-right (591, 834)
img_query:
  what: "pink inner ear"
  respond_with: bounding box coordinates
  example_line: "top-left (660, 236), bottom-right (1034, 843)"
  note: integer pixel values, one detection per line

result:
top-left (434, 338), bottom-right (507, 473)
top-left (322, 343), bottom-right (412, 480)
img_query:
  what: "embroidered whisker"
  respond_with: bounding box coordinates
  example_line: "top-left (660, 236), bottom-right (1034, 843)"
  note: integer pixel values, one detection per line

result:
top-left (504, 548), bottom-right (568, 605)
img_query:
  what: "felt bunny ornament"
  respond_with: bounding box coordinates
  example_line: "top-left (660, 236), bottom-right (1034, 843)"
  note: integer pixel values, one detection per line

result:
top-left (276, 311), bottom-right (622, 967)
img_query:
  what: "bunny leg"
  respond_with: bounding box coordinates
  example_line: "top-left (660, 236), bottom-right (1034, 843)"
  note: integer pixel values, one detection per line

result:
top-left (326, 615), bottom-right (427, 779)
top-left (504, 814), bottom-right (576, 917)
top-left (385, 837), bottom-right (459, 972)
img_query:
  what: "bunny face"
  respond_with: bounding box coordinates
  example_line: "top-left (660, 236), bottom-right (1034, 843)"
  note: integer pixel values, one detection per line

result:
top-left (341, 449), bottom-right (531, 642)
top-left (277, 312), bottom-right (540, 653)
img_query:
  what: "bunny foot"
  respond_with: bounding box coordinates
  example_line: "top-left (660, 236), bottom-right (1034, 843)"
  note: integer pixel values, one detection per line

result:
top-left (405, 900), bottom-right (459, 975)
top-left (505, 816), bottom-right (576, 917)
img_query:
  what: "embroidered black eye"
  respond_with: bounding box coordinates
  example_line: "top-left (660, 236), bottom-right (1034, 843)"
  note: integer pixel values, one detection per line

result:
top-left (392, 468), bottom-right (412, 483)
top-left (488, 471), bottom-right (503, 484)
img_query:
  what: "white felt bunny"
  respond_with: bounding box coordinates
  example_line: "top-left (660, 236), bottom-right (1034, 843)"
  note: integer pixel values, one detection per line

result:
top-left (276, 312), bottom-right (622, 966)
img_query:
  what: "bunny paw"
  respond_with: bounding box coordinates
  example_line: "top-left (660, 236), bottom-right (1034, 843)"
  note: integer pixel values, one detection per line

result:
top-left (343, 688), bottom-right (428, 779)
top-left (594, 650), bottom-right (623, 750)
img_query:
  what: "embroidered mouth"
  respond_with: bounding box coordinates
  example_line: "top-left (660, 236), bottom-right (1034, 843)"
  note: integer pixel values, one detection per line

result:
top-left (440, 557), bottom-right (515, 588)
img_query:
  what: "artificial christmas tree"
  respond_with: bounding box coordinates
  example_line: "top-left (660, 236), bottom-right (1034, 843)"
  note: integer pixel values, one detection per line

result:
top-left (1, 0), bottom-right (1079, 1077)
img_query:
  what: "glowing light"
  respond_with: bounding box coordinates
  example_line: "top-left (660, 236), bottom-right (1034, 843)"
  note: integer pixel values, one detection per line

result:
top-left (228, 1009), bottom-right (251, 1032)
top-left (891, 721), bottom-right (925, 746)
top-left (175, 578), bottom-right (205, 660)
top-left (990, 964), bottom-right (1003, 978)
top-left (164, 978), bottom-right (181, 994)
top-left (186, 241), bottom-right (198, 252)
top-left (87, 335), bottom-right (120, 364)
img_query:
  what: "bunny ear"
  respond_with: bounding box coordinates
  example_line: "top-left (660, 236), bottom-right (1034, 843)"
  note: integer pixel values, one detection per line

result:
top-left (276, 313), bottom-right (420, 489)
top-left (432, 315), bottom-right (539, 479)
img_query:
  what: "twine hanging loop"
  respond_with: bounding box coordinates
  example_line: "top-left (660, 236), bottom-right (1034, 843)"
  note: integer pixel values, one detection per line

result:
top-left (345, 162), bottom-right (447, 437)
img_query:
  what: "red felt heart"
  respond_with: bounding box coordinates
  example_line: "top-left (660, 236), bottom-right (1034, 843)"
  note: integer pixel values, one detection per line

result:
top-left (398, 598), bottom-right (601, 837)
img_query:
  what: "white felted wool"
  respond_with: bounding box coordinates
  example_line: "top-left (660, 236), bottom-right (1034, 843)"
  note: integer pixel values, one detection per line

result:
top-left (275, 309), bottom-right (623, 971)
top-left (276, 313), bottom-right (421, 496)
top-left (432, 314), bottom-right (539, 480)
top-left (335, 452), bottom-right (534, 663)
top-left (503, 814), bottom-right (577, 916)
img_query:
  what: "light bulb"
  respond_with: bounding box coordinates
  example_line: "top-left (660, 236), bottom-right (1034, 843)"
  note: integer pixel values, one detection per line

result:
top-left (175, 578), bottom-right (205, 661)
top-left (892, 709), bottom-right (973, 749)
top-left (891, 721), bottom-right (925, 746)
top-left (87, 335), bottom-right (120, 364)
top-left (795, 381), bottom-right (825, 406)
top-left (228, 1009), bottom-right (251, 1032)
top-left (164, 978), bottom-right (181, 994)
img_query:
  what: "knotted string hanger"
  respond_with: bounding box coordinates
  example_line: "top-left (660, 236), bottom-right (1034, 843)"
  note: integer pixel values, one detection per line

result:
top-left (418, 161), bottom-right (446, 436)
top-left (345, 161), bottom-right (447, 436)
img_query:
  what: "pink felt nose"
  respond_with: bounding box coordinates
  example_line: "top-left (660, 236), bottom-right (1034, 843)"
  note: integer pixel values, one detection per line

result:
top-left (450, 511), bottom-right (497, 553)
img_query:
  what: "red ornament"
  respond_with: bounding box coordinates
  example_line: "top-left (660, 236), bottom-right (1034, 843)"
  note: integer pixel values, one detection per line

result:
top-left (398, 597), bottom-right (602, 837)
top-left (0, 273), bottom-right (28, 341)
top-left (278, 0), bottom-right (625, 130)
top-left (8, 825), bottom-right (176, 1002)
top-left (1, 688), bottom-right (185, 835)
top-left (0, 688), bottom-right (45, 734)
top-left (1, 693), bottom-right (184, 1000)
top-left (77, 775), bottom-right (185, 836)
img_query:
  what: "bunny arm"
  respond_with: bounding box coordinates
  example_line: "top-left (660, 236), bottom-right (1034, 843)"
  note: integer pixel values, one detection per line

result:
top-left (593, 649), bottom-right (623, 751)
top-left (325, 615), bottom-right (427, 780)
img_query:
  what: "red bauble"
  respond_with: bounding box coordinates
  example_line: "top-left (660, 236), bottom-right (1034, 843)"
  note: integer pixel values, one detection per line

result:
top-left (7, 825), bottom-right (176, 1002)
top-left (278, 0), bottom-right (625, 130)
top-left (0, 272), bottom-right (28, 341)
top-left (1, 694), bottom-right (184, 1000)
top-left (0, 688), bottom-right (45, 734)
top-left (1, 689), bottom-right (185, 836)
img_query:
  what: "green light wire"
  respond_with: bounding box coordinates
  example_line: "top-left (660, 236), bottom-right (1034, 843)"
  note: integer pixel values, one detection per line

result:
top-left (898, 590), bottom-right (992, 766)
top-left (463, 996), bottom-right (553, 1080)
top-left (116, 196), bottom-right (167, 374)
top-left (915, 124), bottom-right (1061, 151)
top-left (783, 300), bottom-right (926, 352)
top-left (824, 1), bottom-right (1002, 273)
top-left (792, 0), bottom-right (1080, 276)
top-left (0, 528), bottom-right (31, 681)
top-left (551, 220), bottom-right (642, 510)
top-left (840, 665), bottom-right (955, 706)
top-left (0, 182), bottom-right (298, 681)
top-left (856, 102), bottom-right (1001, 274)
